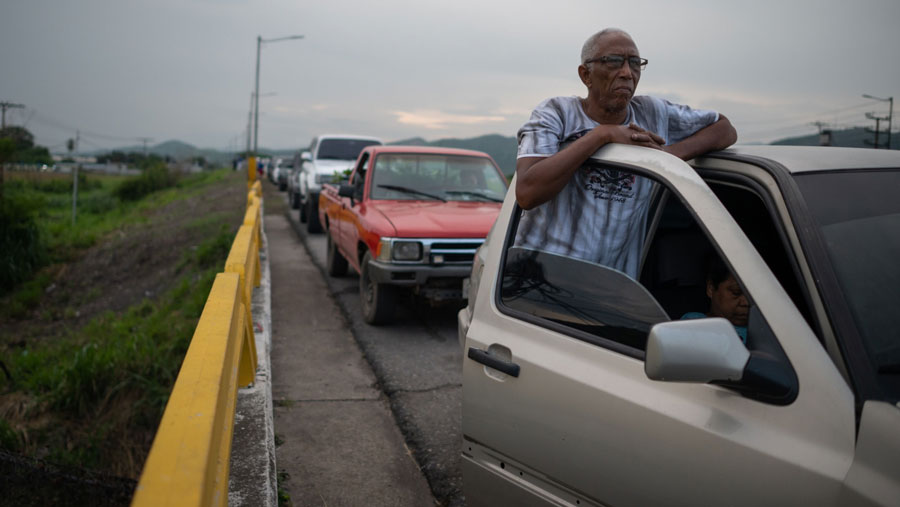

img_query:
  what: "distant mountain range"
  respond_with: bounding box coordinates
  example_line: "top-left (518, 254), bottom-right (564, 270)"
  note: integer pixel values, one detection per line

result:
top-left (388, 134), bottom-right (518, 176)
top-left (770, 126), bottom-right (898, 149)
top-left (81, 126), bottom-right (897, 177)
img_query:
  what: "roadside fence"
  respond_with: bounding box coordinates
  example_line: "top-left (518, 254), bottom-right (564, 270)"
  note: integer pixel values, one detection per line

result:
top-left (130, 179), bottom-right (263, 506)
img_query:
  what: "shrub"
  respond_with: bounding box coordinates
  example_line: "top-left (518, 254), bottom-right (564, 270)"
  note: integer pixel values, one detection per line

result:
top-left (6, 172), bottom-right (100, 194)
top-left (0, 195), bottom-right (47, 295)
top-left (114, 163), bottom-right (178, 202)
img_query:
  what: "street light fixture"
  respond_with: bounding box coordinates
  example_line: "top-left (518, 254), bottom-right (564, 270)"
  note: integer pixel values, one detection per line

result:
top-left (253, 34), bottom-right (304, 155)
top-left (862, 93), bottom-right (893, 149)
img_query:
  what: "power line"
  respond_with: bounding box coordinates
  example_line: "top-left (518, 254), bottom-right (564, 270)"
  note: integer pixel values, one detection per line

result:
top-left (28, 110), bottom-right (149, 144)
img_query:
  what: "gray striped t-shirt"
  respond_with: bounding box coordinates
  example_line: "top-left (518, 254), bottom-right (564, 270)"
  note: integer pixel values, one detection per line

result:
top-left (514, 95), bottom-right (719, 279)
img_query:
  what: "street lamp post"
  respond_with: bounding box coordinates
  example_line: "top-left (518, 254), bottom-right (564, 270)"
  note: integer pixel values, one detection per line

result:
top-left (253, 34), bottom-right (304, 155)
top-left (863, 94), bottom-right (894, 149)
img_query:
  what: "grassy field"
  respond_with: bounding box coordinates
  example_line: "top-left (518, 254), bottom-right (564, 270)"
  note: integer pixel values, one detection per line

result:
top-left (0, 166), bottom-right (247, 492)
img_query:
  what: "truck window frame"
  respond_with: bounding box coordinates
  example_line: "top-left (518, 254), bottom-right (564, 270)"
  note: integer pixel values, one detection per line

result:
top-left (494, 163), bottom-right (784, 359)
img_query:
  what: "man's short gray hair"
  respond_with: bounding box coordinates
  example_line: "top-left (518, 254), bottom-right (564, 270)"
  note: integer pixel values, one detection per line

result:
top-left (581, 28), bottom-right (631, 65)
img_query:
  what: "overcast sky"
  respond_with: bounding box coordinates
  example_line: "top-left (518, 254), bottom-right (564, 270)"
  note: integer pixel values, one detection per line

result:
top-left (3, 0), bottom-right (899, 154)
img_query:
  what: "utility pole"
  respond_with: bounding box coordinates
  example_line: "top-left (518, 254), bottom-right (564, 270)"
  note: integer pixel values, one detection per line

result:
top-left (137, 137), bottom-right (153, 157)
top-left (865, 112), bottom-right (886, 149)
top-left (863, 94), bottom-right (893, 149)
top-left (71, 131), bottom-right (80, 225)
top-left (247, 93), bottom-right (254, 155)
top-left (811, 121), bottom-right (831, 146)
top-left (254, 36), bottom-right (262, 155)
top-left (0, 101), bottom-right (25, 129)
top-left (252, 34), bottom-right (304, 154)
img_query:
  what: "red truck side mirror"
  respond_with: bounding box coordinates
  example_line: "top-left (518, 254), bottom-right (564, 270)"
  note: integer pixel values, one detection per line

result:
top-left (338, 184), bottom-right (355, 199)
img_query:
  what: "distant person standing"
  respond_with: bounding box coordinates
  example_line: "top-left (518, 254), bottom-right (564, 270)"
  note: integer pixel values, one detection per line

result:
top-left (514, 28), bottom-right (737, 278)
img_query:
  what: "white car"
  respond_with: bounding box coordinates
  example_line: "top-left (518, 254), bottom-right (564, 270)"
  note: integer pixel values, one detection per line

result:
top-left (288, 150), bottom-right (308, 210)
top-left (273, 157), bottom-right (293, 191)
top-left (297, 134), bottom-right (383, 233)
top-left (459, 144), bottom-right (900, 507)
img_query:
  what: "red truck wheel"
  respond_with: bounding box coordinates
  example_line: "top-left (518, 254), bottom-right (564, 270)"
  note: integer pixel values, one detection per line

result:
top-left (360, 251), bottom-right (396, 324)
top-left (306, 197), bottom-right (323, 233)
top-left (326, 234), bottom-right (348, 277)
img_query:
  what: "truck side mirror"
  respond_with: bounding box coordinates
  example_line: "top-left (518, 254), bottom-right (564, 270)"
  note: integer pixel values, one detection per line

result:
top-left (645, 310), bottom-right (799, 405)
top-left (338, 184), bottom-right (355, 199)
top-left (301, 152), bottom-right (312, 162)
top-left (645, 318), bottom-right (749, 383)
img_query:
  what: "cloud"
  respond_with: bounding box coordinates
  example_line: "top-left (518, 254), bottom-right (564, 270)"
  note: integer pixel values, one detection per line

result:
top-left (393, 110), bottom-right (506, 130)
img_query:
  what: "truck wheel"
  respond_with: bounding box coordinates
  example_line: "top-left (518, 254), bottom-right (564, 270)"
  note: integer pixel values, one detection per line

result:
top-left (306, 196), bottom-right (323, 233)
top-left (299, 196), bottom-right (308, 223)
top-left (290, 191), bottom-right (300, 209)
top-left (360, 251), bottom-right (395, 324)
top-left (326, 234), bottom-right (348, 277)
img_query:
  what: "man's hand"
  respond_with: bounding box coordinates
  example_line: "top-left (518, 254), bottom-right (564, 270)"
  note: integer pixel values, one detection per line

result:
top-left (605, 123), bottom-right (665, 150)
top-left (626, 123), bottom-right (665, 148)
top-left (516, 123), bottom-right (667, 209)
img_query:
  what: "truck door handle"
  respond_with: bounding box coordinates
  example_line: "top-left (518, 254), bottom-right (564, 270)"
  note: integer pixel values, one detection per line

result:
top-left (468, 347), bottom-right (520, 377)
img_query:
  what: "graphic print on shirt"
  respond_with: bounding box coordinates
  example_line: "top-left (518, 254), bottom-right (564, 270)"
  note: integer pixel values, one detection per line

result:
top-left (583, 167), bottom-right (636, 203)
top-left (562, 132), bottom-right (637, 204)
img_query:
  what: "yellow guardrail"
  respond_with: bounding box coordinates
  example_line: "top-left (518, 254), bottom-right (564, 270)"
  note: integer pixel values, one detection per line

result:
top-left (132, 184), bottom-right (263, 507)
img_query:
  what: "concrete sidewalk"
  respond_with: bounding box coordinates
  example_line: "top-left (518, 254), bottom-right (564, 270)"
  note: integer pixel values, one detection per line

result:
top-left (265, 208), bottom-right (435, 506)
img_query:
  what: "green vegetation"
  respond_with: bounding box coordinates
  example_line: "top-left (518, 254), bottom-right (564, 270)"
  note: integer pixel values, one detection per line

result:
top-left (0, 126), bottom-right (53, 166)
top-left (0, 166), bottom-right (242, 478)
top-left (114, 163), bottom-right (179, 201)
top-left (1, 228), bottom-right (230, 470)
top-left (0, 165), bottom-right (225, 303)
top-left (277, 469), bottom-right (293, 507)
top-left (0, 191), bottom-right (47, 294)
top-left (331, 167), bottom-right (353, 182)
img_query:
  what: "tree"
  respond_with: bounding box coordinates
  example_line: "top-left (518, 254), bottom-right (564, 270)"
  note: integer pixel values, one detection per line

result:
top-left (0, 126), bottom-right (35, 151)
top-left (0, 138), bottom-right (14, 201)
top-left (0, 126), bottom-right (52, 165)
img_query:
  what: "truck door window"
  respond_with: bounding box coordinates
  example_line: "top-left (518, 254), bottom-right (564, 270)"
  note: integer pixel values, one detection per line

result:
top-left (353, 153), bottom-right (369, 200)
top-left (499, 166), bottom-right (684, 355)
top-left (703, 180), bottom-right (816, 332)
top-left (499, 165), bottom-right (761, 356)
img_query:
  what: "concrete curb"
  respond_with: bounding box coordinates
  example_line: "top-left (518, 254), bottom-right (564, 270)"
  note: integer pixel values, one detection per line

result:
top-left (228, 212), bottom-right (277, 507)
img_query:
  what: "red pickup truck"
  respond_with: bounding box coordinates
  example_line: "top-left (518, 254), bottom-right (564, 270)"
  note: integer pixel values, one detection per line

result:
top-left (318, 145), bottom-right (508, 324)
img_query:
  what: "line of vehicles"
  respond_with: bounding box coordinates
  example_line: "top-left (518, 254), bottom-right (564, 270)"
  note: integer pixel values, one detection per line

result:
top-left (271, 134), bottom-right (900, 506)
top-left (275, 134), bottom-right (509, 324)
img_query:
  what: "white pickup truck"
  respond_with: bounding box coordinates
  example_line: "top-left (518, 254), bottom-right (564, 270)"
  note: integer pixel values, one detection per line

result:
top-left (296, 134), bottom-right (382, 233)
top-left (459, 145), bottom-right (900, 507)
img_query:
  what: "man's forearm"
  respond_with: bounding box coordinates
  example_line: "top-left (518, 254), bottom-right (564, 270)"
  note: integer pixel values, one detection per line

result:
top-left (666, 115), bottom-right (738, 161)
top-left (515, 123), bottom-right (664, 209)
top-left (515, 127), bottom-right (612, 209)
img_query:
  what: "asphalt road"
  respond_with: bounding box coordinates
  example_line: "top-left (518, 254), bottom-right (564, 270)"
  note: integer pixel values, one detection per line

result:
top-left (281, 195), bottom-right (466, 507)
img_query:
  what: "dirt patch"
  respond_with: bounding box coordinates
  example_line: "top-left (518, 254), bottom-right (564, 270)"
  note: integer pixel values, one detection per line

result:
top-left (3, 173), bottom-right (248, 343)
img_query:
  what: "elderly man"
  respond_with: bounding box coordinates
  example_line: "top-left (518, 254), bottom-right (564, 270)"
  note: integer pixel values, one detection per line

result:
top-left (514, 28), bottom-right (737, 278)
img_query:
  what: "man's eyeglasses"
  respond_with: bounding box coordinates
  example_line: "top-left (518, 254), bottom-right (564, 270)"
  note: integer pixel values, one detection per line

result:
top-left (584, 55), bottom-right (648, 72)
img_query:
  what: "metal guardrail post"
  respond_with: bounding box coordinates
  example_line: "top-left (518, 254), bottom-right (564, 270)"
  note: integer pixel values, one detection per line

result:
top-left (225, 224), bottom-right (260, 383)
